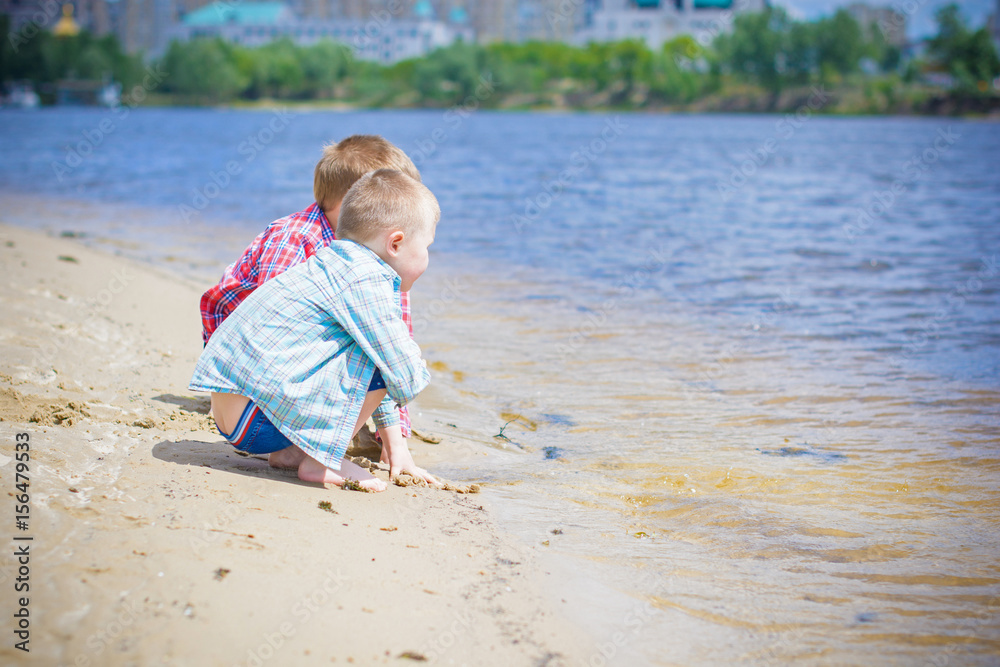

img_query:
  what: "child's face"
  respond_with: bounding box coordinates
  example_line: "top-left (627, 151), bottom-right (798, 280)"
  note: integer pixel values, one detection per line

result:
top-left (382, 224), bottom-right (434, 293)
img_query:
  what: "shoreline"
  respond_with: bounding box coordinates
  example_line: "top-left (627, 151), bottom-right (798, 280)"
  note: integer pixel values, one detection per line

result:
top-left (18, 89), bottom-right (999, 119)
top-left (137, 98), bottom-right (1000, 120)
top-left (156, 100), bottom-right (1000, 120)
top-left (0, 223), bottom-right (591, 665)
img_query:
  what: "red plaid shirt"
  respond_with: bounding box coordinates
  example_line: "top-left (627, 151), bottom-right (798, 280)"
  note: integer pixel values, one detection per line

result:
top-left (200, 202), bottom-right (412, 436)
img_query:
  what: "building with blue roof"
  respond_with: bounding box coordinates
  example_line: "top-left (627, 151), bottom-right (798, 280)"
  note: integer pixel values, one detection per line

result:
top-left (168, 0), bottom-right (473, 64)
top-left (182, 2), bottom-right (294, 27)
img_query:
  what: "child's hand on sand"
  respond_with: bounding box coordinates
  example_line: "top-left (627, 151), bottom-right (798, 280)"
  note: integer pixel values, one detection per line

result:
top-left (377, 424), bottom-right (439, 486)
top-left (380, 443), bottom-right (439, 486)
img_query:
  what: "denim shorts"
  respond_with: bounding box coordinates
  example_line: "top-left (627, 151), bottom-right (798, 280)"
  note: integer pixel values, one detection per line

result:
top-left (219, 370), bottom-right (385, 455)
top-left (368, 368), bottom-right (385, 391)
top-left (218, 402), bottom-right (295, 455)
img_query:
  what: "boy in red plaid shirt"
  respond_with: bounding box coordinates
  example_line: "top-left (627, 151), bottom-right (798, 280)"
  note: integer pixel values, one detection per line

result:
top-left (200, 135), bottom-right (435, 484)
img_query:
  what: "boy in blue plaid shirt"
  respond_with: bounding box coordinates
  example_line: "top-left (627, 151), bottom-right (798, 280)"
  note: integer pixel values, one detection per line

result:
top-left (190, 170), bottom-right (439, 492)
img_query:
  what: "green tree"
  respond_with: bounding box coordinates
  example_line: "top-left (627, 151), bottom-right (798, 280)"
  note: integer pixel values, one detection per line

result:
top-left (160, 38), bottom-right (246, 102)
top-left (928, 3), bottom-right (1000, 91)
top-left (411, 41), bottom-right (486, 104)
top-left (1, 23), bottom-right (142, 90)
top-left (0, 14), bottom-right (13, 82)
top-left (650, 36), bottom-right (711, 103)
top-left (253, 38), bottom-right (305, 98)
top-left (604, 39), bottom-right (653, 101)
top-left (865, 21), bottom-right (902, 73)
top-left (76, 40), bottom-right (114, 80)
top-left (99, 34), bottom-right (145, 90)
top-left (813, 10), bottom-right (864, 79)
top-left (784, 20), bottom-right (818, 83)
top-left (298, 40), bottom-right (352, 99)
top-left (714, 7), bottom-right (794, 96)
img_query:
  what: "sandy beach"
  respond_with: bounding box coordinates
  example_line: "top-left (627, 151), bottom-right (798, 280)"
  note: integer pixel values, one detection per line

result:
top-left (0, 223), bottom-right (590, 666)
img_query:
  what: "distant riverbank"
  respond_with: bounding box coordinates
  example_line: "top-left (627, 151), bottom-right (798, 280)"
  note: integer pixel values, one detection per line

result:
top-left (145, 84), bottom-right (1000, 118)
top-left (8, 4), bottom-right (999, 120)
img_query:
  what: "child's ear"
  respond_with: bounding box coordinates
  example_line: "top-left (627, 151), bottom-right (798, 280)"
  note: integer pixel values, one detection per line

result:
top-left (386, 230), bottom-right (405, 256)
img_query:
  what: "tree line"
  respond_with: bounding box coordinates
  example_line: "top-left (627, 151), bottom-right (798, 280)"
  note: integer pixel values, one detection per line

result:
top-left (2, 3), bottom-right (997, 110)
top-left (1, 14), bottom-right (146, 91)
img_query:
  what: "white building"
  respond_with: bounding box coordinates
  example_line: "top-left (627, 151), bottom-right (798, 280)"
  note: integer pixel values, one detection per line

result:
top-left (575, 0), bottom-right (767, 50)
top-left (847, 3), bottom-right (907, 48)
top-left (167, 1), bottom-right (474, 63)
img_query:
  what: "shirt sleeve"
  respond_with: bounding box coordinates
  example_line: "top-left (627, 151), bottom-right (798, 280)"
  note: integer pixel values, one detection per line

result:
top-left (326, 273), bottom-right (431, 415)
top-left (396, 289), bottom-right (413, 436)
top-left (372, 394), bottom-right (400, 429)
top-left (200, 285), bottom-right (225, 344)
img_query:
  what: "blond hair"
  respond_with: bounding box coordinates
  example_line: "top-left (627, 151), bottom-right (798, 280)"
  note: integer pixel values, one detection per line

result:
top-left (314, 135), bottom-right (420, 212)
top-left (337, 169), bottom-right (440, 244)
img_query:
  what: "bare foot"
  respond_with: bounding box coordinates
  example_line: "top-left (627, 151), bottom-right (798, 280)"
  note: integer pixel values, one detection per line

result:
top-left (268, 445), bottom-right (308, 469)
top-left (298, 455), bottom-right (387, 492)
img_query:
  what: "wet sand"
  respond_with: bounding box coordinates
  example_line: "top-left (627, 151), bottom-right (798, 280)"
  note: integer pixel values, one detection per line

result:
top-left (0, 224), bottom-right (589, 666)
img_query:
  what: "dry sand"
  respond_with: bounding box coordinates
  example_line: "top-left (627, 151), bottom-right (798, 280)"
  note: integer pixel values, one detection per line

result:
top-left (0, 224), bottom-right (589, 666)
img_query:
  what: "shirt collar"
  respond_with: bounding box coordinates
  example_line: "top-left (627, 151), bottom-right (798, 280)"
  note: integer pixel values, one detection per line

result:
top-left (340, 239), bottom-right (401, 288)
top-left (311, 202), bottom-right (337, 242)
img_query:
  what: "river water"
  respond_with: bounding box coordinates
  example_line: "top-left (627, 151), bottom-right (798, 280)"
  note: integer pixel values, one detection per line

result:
top-left (2, 107), bottom-right (998, 665)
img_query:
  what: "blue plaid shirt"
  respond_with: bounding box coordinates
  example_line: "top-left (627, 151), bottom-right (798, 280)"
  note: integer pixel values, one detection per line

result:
top-left (190, 240), bottom-right (431, 470)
